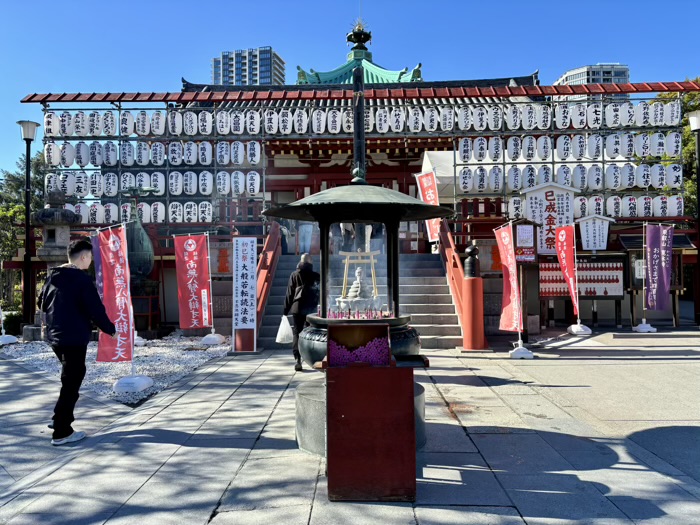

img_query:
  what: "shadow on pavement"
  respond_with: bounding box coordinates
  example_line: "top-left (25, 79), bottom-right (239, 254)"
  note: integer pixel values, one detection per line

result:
top-left (628, 425), bottom-right (700, 482)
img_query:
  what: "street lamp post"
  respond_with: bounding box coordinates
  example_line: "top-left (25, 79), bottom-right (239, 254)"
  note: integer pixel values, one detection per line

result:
top-left (687, 110), bottom-right (700, 324)
top-left (17, 120), bottom-right (41, 325)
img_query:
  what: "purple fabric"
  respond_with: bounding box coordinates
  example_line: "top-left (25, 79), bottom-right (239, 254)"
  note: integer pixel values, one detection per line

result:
top-left (328, 337), bottom-right (391, 366)
top-left (91, 234), bottom-right (104, 300)
top-left (645, 224), bottom-right (673, 310)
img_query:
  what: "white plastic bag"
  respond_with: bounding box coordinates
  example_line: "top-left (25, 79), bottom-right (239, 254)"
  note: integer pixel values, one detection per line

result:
top-left (275, 315), bottom-right (293, 344)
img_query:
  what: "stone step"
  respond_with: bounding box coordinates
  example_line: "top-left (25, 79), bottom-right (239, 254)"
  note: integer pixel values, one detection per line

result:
top-left (417, 335), bottom-right (463, 350)
top-left (273, 268), bottom-right (447, 279)
top-left (412, 324), bottom-right (462, 337)
top-left (258, 312), bottom-right (460, 328)
top-left (267, 284), bottom-right (451, 298)
top-left (271, 276), bottom-right (449, 286)
top-left (262, 301), bottom-right (457, 317)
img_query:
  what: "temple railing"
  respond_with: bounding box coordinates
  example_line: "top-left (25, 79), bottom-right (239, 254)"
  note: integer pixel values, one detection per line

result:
top-left (438, 220), bottom-right (466, 335)
top-left (256, 221), bottom-right (281, 331)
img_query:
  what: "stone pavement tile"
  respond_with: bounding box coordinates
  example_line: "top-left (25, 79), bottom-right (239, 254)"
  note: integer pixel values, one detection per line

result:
top-left (437, 384), bottom-right (509, 409)
top-left (416, 452), bottom-right (511, 506)
top-left (521, 416), bottom-right (607, 441)
top-left (210, 505), bottom-right (312, 525)
top-left (414, 505), bottom-right (525, 524)
top-left (156, 437), bottom-right (254, 480)
top-left (500, 393), bottom-right (575, 421)
top-left (496, 473), bottom-right (632, 524)
top-left (6, 511), bottom-right (113, 524)
top-left (535, 433), bottom-right (620, 471)
top-left (309, 478), bottom-right (415, 525)
top-left (191, 409), bottom-right (271, 439)
top-left (421, 421), bottom-right (477, 453)
top-left (218, 454), bottom-right (321, 511)
top-left (454, 406), bottom-right (534, 434)
top-left (246, 436), bottom-right (301, 460)
top-left (471, 434), bottom-right (572, 474)
top-left (96, 427), bottom-right (194, 445)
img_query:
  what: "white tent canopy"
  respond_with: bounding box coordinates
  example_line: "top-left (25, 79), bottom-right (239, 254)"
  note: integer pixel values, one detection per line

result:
top-left (420, 151), bottom-right (458, 201)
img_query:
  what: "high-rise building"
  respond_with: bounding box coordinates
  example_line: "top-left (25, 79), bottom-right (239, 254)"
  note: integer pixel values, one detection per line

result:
top-left (212, 47), bottom-right (285, 86)
top-left (553, 63), bottom-right (630, 100)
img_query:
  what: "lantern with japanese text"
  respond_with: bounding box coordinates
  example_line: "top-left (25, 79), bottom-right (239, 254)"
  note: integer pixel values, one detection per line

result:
top-left (605, 103), bottom-right (622, 128)
top-left (88, 202), bottom-right (104, 224)
top-left (245, 110), bottom-right (261, 134)
top-left (232, 171), bottom-right (245, 195)
top-left (120, 203), bottom-right (131, 222)
top-left (230, 110), bottom-right (244, 134)
top-left (151, 111), bottom-right (165, 135)
top-left (375, 107), bottom-right (389, 133)
top-left (198, 111), bottom-right (213, 135)
top-left (537, 165), bottom-right (553, 185)
top-left (103, 111), bottom-right (116, 136)
top-left (621, 102), bottom-right (636, 127)
top-left (44, 112), bottom-right (59, 137)
top-left (74, 171), bottom-right (89, 198)
top-left (408, 107), bottom-right (423, 132)
top-left (169, 202), bottom-right (183, 223)
top-left (341, 109), bottom-right (353, 133)
top-left (586, 103), bottom-right (603, 129)
top-left (216, 141), bottom-right (230, 165)
top-left (650, 132), bottom-right (666, 157)
top-left (605, 133), bottom-right (622, 158)
top-left (45, 173), bottom-right (59, 194)
top-left (151, 172), bottom-right (166, 196)
top-left (120, 172), bottom-right (135, 192)
top-left (247, 141), bottom-right (261, 165)
top-left (505, 105), bottom-right (521, 130)
top-left (247, 171), bottom-right (261, 195)
top-left (573, 196), bottom-right (588, 219)
top-left (199, 171), bottom-right (213, 196)
top-left (294, 108), bottom-right (309, 134)
top-left (103, 203), bottom-right (118, 223)
top-left (44, 142), bottom-right (61, 167)
top-left (606, 196), bottom-right (622, 218)
top-left (556, 165), bottom-right (571, 186)
top-left (507, 136), bottom-right (521, 161)
top-left (604, 164), bottom-right (622, 190)
top-left (137, 202), bottom-right (151, 223)
top-left (459, 167), bottom-right (473, 192)
top-left (537, 104), bottom-right (551, 129)
top-left (151, 142), bottom-right (165, 166)
top-left (587, 165), bottom-right (603, 190)
top-left (554, 103), bottom-right (570, 129)
top-left (664, 100), bottom-right (681, 126)
top-left (168, 111), bottom-right (183, 135)
top-left (73, 111), bottom-right (87, 136)
top-left (199, 141), bottom-right (213, 165)
top-left (364, 107), bottom-right (375, 132)
top-left (571, 135), bottom-right (586, 160)
top-left (536, 136), bottom-right (551, 159)
top-left (634, 101), bottom-right (651, 127)
top-left (634, 133), bottom-right (651, 157)
top-left (151, 202), bottom-right (166, 223)
top-left (474, 167), bottom-right (487, 193)
top-left (472, 106), bottom-right (487, 131)
top-left (473, 136), bottom-right (488, 161)
top-left (216, 110), bottom-right (230, 135)
top-left (666, 164), bottom-right (683, 189)
top-left (87, 111), bottom-right (103, 136)
top-left (278, 108), bottom-right (293, 135)
top-left (555, 135), bottom-right (571, 160)
top-left (588, 195), bottom-right (604, 216)
top-left (135, 111), bottom-right (150, 136)
top-left (183, 202), bottom-right (198, 223)
top-left (104, 172), bottom-right (118, 197)
top-left (199, 202), bottom-right (213, 222)
top-left (668, 195), bottom-right (684, 216)
top-left (231, 141), bottom-right (244, 165)
top-left (216, 171), bottom-right (231, 195)
top-left (440, 106), bottom-right (455, 131)
top-left (119, 111), bottom-right (134, 135)
top-left (652, 196), bottom-right (669, 217)
top-left (522, 165), bottom-right (537, 189)
top-left (459, 137), bottom-right (472, 162)
top-left (507, 166), bottom-right (522, 191)
top-left (74, 202), bottom-right (88, 224)
top-left (423, 107), bottom-right (439, 132)
top-left (522, 104), bottom-right (536, 130)
top-left (390, 107), bottom-right (405, 132)
top-left (119, 141), bottom-right (134, 167)
top-left (638, 196), bottom-right (653, 218)
top-left (89, 172), bottom-right (104, 197)
top-left (489, 166), bottom-right (503, 192)
top-left (59, 111), bottom-right (74, 136)
top-left (168, 171), bottom-right (183, 196)
top-left (264, 109), bottom-right (279, 135)
top-left (587, 134), bottom-right (603, 159)
top-left (571, 103), bottom-right (587, 129)
top-left (168, 141), bottom-right (183, 165)
top-left (635, 164), bottom-right (651, 188)
top-left (135, 171), bottom-right (149, 190)
top-left (183, 111), bottom-right (197, 135)
top-left (620, 133), bottom-right (635, 157)
top-left (508, 197), bottom-right (523, 218)
top-left (665, 132), bottom-right (682, 157)
top-left (488, 137), bottom-right (502, 161)
top-left (60, 142), bottom-right (75, 167)
top-left (183, 141), bottom-right (197, 165)
top-left (650, 164), bottom-right (666, 189)
top-left (620, 163), bottom-right (636, 189)
top-left (89, 141), bottom-right (103, 166)
top-left (135, 142), bottom-right (150, 166)
top-left (457, 106), bottom-right (472, 130)
top-left (183, 171), bottom-right (197, 195)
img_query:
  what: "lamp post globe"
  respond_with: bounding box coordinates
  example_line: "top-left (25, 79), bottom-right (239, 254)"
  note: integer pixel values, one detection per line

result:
top-left (686, 110), bottom-right (700, 325)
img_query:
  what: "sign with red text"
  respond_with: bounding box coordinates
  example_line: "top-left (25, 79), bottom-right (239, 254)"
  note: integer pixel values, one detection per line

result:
top-left (174, 234), bottom-right (212, 329)
top-left (522, 183), bottom-right (577, 255)
top-left (555, 225), bottom-right (579, 316)
top-left (415, 170), bottom-right (442, 242)
top-left (494, 223), bottom-right (523, 332)
top-left (96, 226), bottom-right (133, 362)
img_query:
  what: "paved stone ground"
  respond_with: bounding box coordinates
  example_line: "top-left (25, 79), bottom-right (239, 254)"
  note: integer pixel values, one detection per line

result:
top-left (1, 329), bottom-right (699, 524)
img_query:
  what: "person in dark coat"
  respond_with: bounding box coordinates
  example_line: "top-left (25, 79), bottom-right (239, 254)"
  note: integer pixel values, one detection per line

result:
top-left (38, 238), bottom-right (116, 446)
top-left (283, 253), bottom-right (320, 371)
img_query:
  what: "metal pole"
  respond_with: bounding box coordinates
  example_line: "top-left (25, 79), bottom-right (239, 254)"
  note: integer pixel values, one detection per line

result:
top-left (641, 221), bottom-right (647, 325)
top-left (694, 129), bottom-right (700, 324)
top-left (22, 138), bottom-right (32, 325)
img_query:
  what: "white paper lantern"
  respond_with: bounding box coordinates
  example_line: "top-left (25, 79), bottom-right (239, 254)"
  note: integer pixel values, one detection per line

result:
top-left (666, 164), bottom-right (683, 189)
top-left (571, 134), bottom-right (586, 160)
top-left (101, 141), bottom-right (116, 167)
top-left (135, 171), bottom-right (149, 189)
top-left (440, 106), bottom-right (455, 131)
top-left (390, 107), bottom-right (405, 132)
top-left (537, 104), bottom-right (552, 130)
top-left (407, 107), bottom-right (423, 132)
top-left (169, 202), bottom-right (183, 223)
top-left (638, 195), bottom-right (653, 217)
top-left (59, 172), bottom-right (76, 196)
top-left (168, 111), bottom-right (183, 135)
top-left (588, 195), bottom-right (604, 216)
top-left (521, 104), bottom-right (537, 130)
top-left (215, 110), bottom-right (231, 135)
top-left (311, 109), bottom-right (326, 134)
top-left (245, 110), bottom-right (261, 134)
top-left (621, 196), bottom-right (637, 218)
top-left (586, 103), bottom-right (603, 129)
top-left (573, 196), bottom-right (588, 219)
top-left (341, 109), bottom-right (354, 133)
top-left (119, 141), bottom-right (134, 166)
top-left (571, 103), bottom-right (587, 129)
top-left (554, 104), bottom-right (570, 129)
top-left (264, 110), bottom-right (279, 134)
top-left (231, 141), bottom-right (244, 165)
top-left (183, 171), bottom-right (197, 195)
top-left (198, 141), bottom-right (213, 165)
top-left (456, 107), bottom-right (472, 130)
top-left (89, 141), bottom-right (103, 166)
top-left (103, 203), bottom-right (118, 224)
top-left (103, 172), bottom-right (118, 197)
top-left (507, 166), bottom-right (522, 191)
top-left (650, 102), bottom-right (665, 126)
top-left (375, 107), bottom-right (389, 134)
top-left (572, 164), bottom-right (587, 190)
top-left (506, 136), bottom-right (521, 161)
top-left (505, 105), bottom-right (521, 130)
top-left (605, 134), bottom-right (622, 158)
top-left (247, 171), bottom-right (261, 195)
top-left (151, 111), bottom-right (165, 135)
top-left (135, 142), bottom-right (150, 166)
top-left (231, 171), bottom-right (245, 195)
top-left (229, 110), bottom-right (244, 134)
top-left (664, 100), bottom-right (681, 126)
top-left (44, 112), bottom-right (60, 137)
top-left (60, 142), bottom-right (75, 167)
top-left (73, 111), bottom-right (87, 136)
top-left (652, 196), bottom-right (669, 217)
top-left (103, 111), bottom-right (116, 136)
top-left (120, 172), bottom-right (135, 192)
top-left (621, 102), bottom-right (635, 127)
top-left (556, 165), bottom-right (571, 186)
top-left (216, 170), bottom-right (231, 195)
top-left (247, 141), bottom-right (261, 165)
top-left (665, 132), bottom-right (682, 157)
top-left (168, 171), bottom-right (183, 195)
top-left (151, 202), bottom-right (166, 223)
top-left (45, 173), bottom-right (59, 193)
top-left (634, 133), bottom-right (651, 157)
top-left (183, 111), bottom-right (197, 135)
top-left (294, 109), bottom-right (309, 134)
top-left (199, 202), bottom-right (213, 222)
top-left (459, 167), bottom-right (473, 192)
top-left (488, 137), bottom-right (502, 161)
top-left (555, 135), bottom-right (571, 160)
top-left (183, 202), bottom-right (198, 223)
top-left (470, 106), bottom-right (486, 131)
top-left (423, 107), bottom-right (439, 132)
top-left (486, 106), bottom-right (502, 131)
top-left (44, 142), bottom-right (61, 167)
top-left (474, 167), bottom-right (488, 192)
top-left (135, 111), bottom-right (150, 136)
top-left (635, 164), bottom-right (651, 188)
top-left (606, 196), bottom-right (622, 218)
top-left (650, 164), bottom-right (666, 189)
top-left (279, 108), bottom-right (294, 135)
top-left (537, 165), bottom-right (553, 185)
top-left (587, 134), bottom-right (603, 159)
top-left (620, 133), bottom-right (635, 158)
top-left (151, 172), bottom-right (165, 196)
top-left (604, 103), bottom-right (622, 128)
top-left (183, 141), bottom-right (197, 165)
top-left (119, 111), bottom-right (134, 135)
top-left (489, 166), bottom-right (503, 192)
top-left (508, 197), bottom-right (523, 218)
top-left (587, 165), bottom-right (603, 190)
top-left (59, 111), bottom-right (74, 136)
top-left (649, 132), bottom-right (666, 157)
top-left (168, 141), bottom-right (183, 165)
top-left (199, 171), bottom-right (213, 196)
top-left (605, 164), bottom-right (622, 190)
top-left (522, 165), bottom-right (537, 188)
top-left (198, 111), bottom-right (213, 135)
top-left (473, 136), bottom-right (488, 161)
top-left (668, 194), bottom-right (684, 216)
top-left (634, 102), bottom-right (651, 127)
top-left (88, 202), bottom-right (104, 224)
top-left (620, 163), bottom-right (636, 189)
top-left (88, 172), bottom-right (104, 197)
top-left (137, 202), bottom-right (151, 223)
top-left (536, 136), bottom-right (551, 159)
top-left (458, 138), bottom-right (472, 162)
top-left (151, 142), bottom-right (165, 166)
top-left (74, 202), bottom-right (88, 224)
top-left (87, 111), bottom-right (103, 136)
top-left (216, 141), bottom-right (230, 165)
top-left (74, 171), bottom-right (89, 197)
top-left (522, 136), bottom-right (537, 161)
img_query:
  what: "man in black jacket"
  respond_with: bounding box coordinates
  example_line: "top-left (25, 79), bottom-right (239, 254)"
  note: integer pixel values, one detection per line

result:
top-left (38, 238), bottom-right (116, 446)
top-left (283, 253), bottom-right (320, 371)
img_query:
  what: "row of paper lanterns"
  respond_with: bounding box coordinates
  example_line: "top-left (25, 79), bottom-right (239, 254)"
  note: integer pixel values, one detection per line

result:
top-left (66, 201), bottom-right (215, 224)
top-left (458, 131), bottom-right (682, 163)
top-left (44, 140), bottom-right (261, 168)
top-left (508, 194), bottom-right (684, 219)
top-left (459, 163), bottom-right (682, 193)
top-left (43, 100), bottom-right (681, 138)
top-left (45, 170), bottom-right (261, 198)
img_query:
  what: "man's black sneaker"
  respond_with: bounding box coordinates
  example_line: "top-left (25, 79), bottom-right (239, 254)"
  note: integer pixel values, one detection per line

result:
top-left (294, 359), bottom-right (303, 371)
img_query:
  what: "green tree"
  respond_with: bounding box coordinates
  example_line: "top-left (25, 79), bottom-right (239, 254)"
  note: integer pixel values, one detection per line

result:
top-left (656, 78), bottom-right (700, 218)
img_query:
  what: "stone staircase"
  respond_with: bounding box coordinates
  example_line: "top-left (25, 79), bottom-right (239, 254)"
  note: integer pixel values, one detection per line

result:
top-left (257, 253), bottom-right (462, 351)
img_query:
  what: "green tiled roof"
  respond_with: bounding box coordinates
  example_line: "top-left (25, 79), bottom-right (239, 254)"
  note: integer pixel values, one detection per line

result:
top-left (297, 51), bottom-right (421, 85)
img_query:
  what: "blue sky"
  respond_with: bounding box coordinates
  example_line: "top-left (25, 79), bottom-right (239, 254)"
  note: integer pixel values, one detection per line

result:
top-left (1, 0), bottom-right (698, 173)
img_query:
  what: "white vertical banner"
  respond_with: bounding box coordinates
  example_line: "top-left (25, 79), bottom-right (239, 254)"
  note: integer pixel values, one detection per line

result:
top-left (232, 237), bottom-right (257, 351)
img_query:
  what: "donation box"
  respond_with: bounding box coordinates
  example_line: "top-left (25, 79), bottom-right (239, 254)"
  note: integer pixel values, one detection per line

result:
top-left (325, 323), bottom-right (416, 501)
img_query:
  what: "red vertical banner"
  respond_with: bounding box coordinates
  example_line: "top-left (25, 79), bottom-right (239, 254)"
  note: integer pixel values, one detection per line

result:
top-left (494, 223), bottom-right (523, 332)
top-left (96, 226), bottom-right (133, 362)
top-left (555, 225), bottom-right (579, 316)
top-left (414, 171), bottom-right (442, 242)
top-left (174, 234), bottom-right (213, 329)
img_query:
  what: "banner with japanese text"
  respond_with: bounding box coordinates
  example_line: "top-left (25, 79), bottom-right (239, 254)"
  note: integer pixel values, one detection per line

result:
top-left (96, 226), bottom-right (133, 362)
top-left (414, 171), bottom-right (442, 242)
top-left (555, 225), bottom-right (579, 316)
top-left (494, 223), bottom-right (523, 332)
top-left (174, 234), bottom-right (213, 329)
top-left (645, 224), bottom-right (674, 310)
top-left (233, 237), bottom-right (257, 330)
